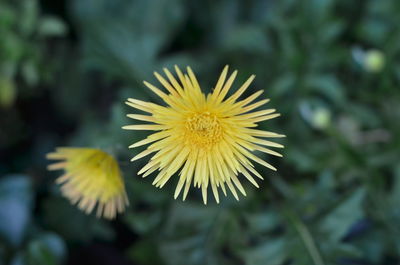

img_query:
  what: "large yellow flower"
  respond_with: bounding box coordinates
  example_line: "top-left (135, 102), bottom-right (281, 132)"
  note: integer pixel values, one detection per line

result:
top-left (47, 148), bottom-right (129, 219)
top-left (123, 66), bottom-right (284, 204)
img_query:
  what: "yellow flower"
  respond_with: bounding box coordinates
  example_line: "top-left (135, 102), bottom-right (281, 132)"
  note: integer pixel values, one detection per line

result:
top-left (47, 148), bottom-right (129, 219)
top-left (123, 66), bottom-right (284, 204)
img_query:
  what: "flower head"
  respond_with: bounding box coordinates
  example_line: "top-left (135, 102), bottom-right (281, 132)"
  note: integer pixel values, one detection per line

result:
top-left (123, 66), bottom-right (284, 204)
top-left (47, 148), bottom-right (129, 219)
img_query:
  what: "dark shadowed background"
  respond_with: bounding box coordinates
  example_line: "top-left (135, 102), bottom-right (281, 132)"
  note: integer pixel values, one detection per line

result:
top-left (1, 0), bottom-right (400, 264)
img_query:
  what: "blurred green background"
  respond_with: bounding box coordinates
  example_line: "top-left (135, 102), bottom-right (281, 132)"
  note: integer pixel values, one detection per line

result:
top-left (1, 0), bottom-right (400, 264)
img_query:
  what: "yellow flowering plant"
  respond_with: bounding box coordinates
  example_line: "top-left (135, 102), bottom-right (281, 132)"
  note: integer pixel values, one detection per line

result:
top-left (47, 66), bottom-right (284, 218)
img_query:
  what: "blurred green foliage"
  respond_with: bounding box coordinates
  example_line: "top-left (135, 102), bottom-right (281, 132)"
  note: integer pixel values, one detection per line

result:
top-left (0, 0), bottom-right (66, 107)
top-left (1, 0), bottom-right (400, 264)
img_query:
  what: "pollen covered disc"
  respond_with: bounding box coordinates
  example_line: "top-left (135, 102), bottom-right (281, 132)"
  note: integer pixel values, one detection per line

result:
top-left (184, 112), bottom-right (223, 148)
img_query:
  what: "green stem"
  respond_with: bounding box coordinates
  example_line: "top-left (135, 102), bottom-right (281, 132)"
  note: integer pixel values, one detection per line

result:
top-left (267, 175), bottom-right (325, 265)
top-left (287, 211), bottom-right (325, 265)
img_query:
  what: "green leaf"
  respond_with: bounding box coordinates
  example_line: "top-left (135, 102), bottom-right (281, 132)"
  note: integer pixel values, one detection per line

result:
top-left (71, 0), bottom-right (185, 83)
top-left (18, 0), bottom-right (39, 36)
top-left (36, 233), bottom-right (67, 263)
top-left (241, 238), bottom-right (287, 265)
top-left (26, 240), bottom-right (57, 265)
top-left (159, 235), bottom-right (206, 265)
top-left (351, 230), bottom-right (386, 263)
top-left (0, 175), bottom-right (32, 247)
top-left (123, 211), bottom-right (162, 234)
top-left (42, 197), bottom-right (114, 242)
top-left (21, 61), bottom-right (39, 87)
top-left (1, 32), bottom-right (24, 61)
top-left (270, 73), bottom-right (296, 98)
top-left (222, 25), bottom-right (270, 54)
top-left (9, 253), bottom-right (26, 265)
top-left (244, 211), bottom-right (281, 234)
top-left (0, 4), bottom-right (16, 27)
top-left (37, 16), bottom-right (67, 37)
top-left (158, 203), bottom-right (223, 265)
top-left (306, 74), bottom-right (345, 104)
top-left (126, 240), bottom-right (163, 265)
top-left (390, 165), bottom-right (400, 205)
top-left (14, 234), bottom-right (66, 265)
top-left (319, 188), bottom-right (366, 242)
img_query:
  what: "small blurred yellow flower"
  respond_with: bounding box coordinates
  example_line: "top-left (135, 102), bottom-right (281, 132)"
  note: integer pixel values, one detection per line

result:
top-left (312, 108), bottom-right (331, 129)
top-left (364, 49), bottom-right (385, 73)
top-left (123, 65), bottom-right (284, 204)
top-left (47, 148), bottom-right (128, 219)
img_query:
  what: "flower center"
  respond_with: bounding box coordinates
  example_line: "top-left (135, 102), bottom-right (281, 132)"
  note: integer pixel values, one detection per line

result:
top-left (185, 112), bottom-right (223, 148)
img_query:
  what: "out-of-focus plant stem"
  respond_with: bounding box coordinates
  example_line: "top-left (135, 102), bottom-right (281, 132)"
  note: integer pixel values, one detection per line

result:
top-left (267, 176), bottom-right (325, 265)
